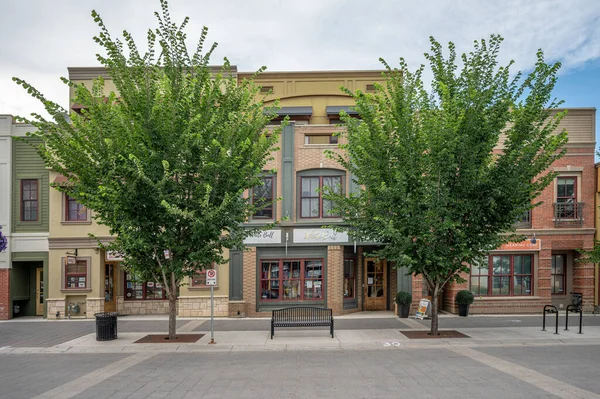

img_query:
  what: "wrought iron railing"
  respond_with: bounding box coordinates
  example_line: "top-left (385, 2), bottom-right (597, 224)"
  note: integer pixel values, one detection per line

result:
top-left (553, 202), bottom-right (584, 226)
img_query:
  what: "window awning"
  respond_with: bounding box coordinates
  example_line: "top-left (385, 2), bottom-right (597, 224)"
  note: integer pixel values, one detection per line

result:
top-left (265, 106), bottom-right (313, 120)
top-left (326, 106), bottom-right (358, 116)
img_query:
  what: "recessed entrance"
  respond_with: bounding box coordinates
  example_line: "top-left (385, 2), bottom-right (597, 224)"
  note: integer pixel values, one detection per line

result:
top-left (364, 258), bottom-right (387, 310)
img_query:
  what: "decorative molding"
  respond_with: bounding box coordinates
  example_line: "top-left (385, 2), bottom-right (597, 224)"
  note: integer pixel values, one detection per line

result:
top-left (49, 236), bottom-right (114, 249)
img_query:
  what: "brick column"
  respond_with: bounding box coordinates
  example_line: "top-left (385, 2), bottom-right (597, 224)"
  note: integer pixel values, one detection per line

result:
top-left (243, 247), bottom-right (258, 317)
top-left (573, 252), bottom-right (596, 312)
top-left (537, 248), bottom-right (552, 303)
top-left (327, 245), bottom-right (343, 315)
top-left (0, 269), bottom-right (10, 320)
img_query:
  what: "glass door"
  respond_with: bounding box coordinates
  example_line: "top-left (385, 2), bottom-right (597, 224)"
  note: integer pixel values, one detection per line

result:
top-left (364, 258), bottom-right (387, 310)
top-left (104, 263), bottom-right (117, 312)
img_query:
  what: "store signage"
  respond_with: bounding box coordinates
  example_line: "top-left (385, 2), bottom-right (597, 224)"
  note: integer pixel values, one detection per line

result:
top-left (497, 240), bottom-right (541, 251)
top-left (243, 229), bottom-right (281, 244)
top-left (415, 299), bottom-right (430, 320)
top-left (206, 269), bottom-right (217, 286)
top-left (106, 250), bottom-right (125, 261)
top-left (293, 228), bottom-right (348, 243)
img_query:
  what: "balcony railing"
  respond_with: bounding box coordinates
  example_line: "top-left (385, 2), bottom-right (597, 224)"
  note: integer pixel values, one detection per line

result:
top-left (553, 202), bottom-right (584, 227)
top-left (514, 210), bottom-right (531, 229)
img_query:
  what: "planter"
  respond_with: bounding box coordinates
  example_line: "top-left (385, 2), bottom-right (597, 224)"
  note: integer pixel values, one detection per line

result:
top-left (399, 304), bottom-right (410, 318)
top-left (458, 304), bottom-right (470, 317)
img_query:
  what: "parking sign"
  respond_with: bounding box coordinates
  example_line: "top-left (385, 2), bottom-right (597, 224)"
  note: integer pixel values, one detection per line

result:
top-left (206, 269), bottom-right (217, 285)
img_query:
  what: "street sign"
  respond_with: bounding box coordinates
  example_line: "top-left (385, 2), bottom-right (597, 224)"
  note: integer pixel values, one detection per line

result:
top-left (206, 269), bottom-right (217, 285)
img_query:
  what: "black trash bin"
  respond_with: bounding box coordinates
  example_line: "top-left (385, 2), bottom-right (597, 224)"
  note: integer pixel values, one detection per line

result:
top-left (94, 312), bottom-right (118, 341)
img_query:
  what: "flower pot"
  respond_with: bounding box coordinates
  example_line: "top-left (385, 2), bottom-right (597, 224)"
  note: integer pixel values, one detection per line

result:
top-left (400, 304), bottom-right (410, 318)
top-left (458, 304), bottom-right (470, 317)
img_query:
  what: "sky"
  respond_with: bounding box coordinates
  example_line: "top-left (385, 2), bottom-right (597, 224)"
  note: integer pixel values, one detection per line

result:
top-left (1, 0), bottom-right (599, 154)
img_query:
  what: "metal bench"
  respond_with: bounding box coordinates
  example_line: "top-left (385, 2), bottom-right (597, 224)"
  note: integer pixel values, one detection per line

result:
top-left (271, 306), bottom-right (334, 339)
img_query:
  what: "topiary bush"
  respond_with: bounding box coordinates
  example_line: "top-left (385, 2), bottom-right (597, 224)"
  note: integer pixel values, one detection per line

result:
top-left (456, 290), bottom-right (474, 305)
top-left (395, 291), bottom-right (412, 306)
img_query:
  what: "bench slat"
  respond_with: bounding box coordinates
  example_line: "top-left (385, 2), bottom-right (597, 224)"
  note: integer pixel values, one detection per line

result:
top-left (271, 306), bottom-right (333, 339)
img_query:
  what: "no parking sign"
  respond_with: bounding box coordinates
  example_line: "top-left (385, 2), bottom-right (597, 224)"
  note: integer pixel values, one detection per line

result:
top-left (206, 269), bottom-right (217, 285)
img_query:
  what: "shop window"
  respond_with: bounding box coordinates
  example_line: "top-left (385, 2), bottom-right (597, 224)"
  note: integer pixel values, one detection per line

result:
top-left (65, 259), bottom-right (88, 289)
top-left (551, 254), bottom-right (566, 295)
top-left (260, 259), bottom-right (324, 301)
top-left (21, 179), bottom-right (38, 221)
top-left (190, 266), bottom-right (218, 288)
top-left (65, 195), bottom-right (87, 221)
top-left (125, 273), bottom-right (165, 300)
top-left (470, 255), bottom-right (532, 296)
top-left (252, 176), bottom-right (274, 219)
top-left (300, 176), bottom-right (342, 218)
top-left (343, 259), bottom-right (356, 299)
top-left (304, 134), bottom-right (338, 145)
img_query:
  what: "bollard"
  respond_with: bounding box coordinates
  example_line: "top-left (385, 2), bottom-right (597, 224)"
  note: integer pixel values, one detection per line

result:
top-left (542, 305), bottom-right (559, 335)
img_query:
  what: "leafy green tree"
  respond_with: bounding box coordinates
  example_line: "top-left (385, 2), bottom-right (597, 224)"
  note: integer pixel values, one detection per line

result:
top-left (326, 35), bottom-right (567, 335)
top-left (14, 0), bottom-right (280, 339)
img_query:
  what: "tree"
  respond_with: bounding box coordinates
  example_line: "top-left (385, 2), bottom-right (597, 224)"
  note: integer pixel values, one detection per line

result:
top-left (325, 35), bottom-right (567, 335)
top-left (14, 0), bottom-right (281, 339)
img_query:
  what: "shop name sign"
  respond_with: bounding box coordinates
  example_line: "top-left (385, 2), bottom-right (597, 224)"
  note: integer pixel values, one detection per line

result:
top-left (106, 250), bottom-right (125, 261)
top-left (243, 229), bottom-right (281, 244)
top-left (293, 228), bottom-right (349, 243)
top-left (497, 240), bottom-right (541, 251)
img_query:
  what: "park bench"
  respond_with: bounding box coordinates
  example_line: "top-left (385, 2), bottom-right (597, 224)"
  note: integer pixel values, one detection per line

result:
top-left (271, 306), bottom-right (334, 339)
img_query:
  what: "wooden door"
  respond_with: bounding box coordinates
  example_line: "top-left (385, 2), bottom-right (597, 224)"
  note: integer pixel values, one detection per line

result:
top-left (364, 258), bottom-right (387, 310)
top-left (35, 267), bottom-right (44, 316)
top-left (104, 263), bottom-right (117, 312)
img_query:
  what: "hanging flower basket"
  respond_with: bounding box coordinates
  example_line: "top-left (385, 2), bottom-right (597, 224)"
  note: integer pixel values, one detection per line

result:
top-left (0, 226), bottom-right (7, 253)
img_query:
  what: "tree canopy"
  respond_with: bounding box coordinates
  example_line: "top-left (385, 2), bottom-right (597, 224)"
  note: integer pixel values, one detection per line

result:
top-left (326, 35), bottom-right (567, 334)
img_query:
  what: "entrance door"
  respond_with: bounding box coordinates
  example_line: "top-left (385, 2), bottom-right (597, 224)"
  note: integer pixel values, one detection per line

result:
top-left (104, 263), bottom-right (116, 312)
top-left (364, 258), bottom-right (387, 310)
top-left (35, 267), bottom-right (44, 316)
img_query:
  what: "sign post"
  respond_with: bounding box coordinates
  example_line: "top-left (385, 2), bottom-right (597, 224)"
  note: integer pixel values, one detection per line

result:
top-left (206, 269), bottom-right (217, 344)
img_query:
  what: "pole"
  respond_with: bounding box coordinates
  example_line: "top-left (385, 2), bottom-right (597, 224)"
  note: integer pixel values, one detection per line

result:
top-left (209, 284), bottom-right (216, 344)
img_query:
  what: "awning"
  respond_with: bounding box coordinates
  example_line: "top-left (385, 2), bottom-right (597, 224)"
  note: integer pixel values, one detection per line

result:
top-left (326, 106), bottom-right (358, 116)
top-left (265, 106), bottom-right (313, 119)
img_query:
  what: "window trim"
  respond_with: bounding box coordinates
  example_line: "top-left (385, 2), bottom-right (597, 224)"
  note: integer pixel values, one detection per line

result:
top-left (304, 134), bottom-right (338, 145)
top-left (64, 194), bottom-right (88, 222)
top-left (189, 264), bottom-right (219, 290)
top-left (551, 254), bottom-right (567, 295)
top-left (251, 176), bottom-right (275, 220)
top-left (259, 258), bottom-right (325, 302)
top-left (20, 179), bottom-right (39, 222)
top-left (470, 254), bottom-right (534, 297)
top-left (61, 257), bottom-right (92, 292)
top-left (299, 176), bottom-right (342, 219)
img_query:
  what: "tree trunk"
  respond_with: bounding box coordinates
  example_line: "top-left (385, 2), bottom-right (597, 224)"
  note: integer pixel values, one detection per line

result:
top-left (429, 285), bottom-right (439, 336)
top-left (168, 293), bottom-right (177, 340)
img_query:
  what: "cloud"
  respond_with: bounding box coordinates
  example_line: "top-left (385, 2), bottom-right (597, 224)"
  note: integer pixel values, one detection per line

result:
top-left (1, 0), bottom-right (599, 118)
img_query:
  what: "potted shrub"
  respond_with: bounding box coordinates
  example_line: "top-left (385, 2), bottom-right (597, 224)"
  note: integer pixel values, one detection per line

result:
top-left (395, 291), bottom-right (412, 318)
top-left (456, 290), bottom-right (474, 317)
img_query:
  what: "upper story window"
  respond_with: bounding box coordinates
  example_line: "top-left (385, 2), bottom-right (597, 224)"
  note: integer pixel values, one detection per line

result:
top-left (21, 179), bottom-right (39, 221)
top-left (252, 176), bottom-right (274, 219)
top-left (304, 134), bottom-right (338, 145)
top-left (470, 255), bottom-right (533, 296)
top-left (300, 176), bottom-right (342, 218)
top-left (555, 177), bottom-right (577, 218)
top-left (66, 195), bottom-right (87, 221)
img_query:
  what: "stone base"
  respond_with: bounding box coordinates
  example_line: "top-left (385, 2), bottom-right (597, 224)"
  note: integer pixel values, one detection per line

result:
top-left (86, 298), bottom-right (105, 318)
top-left (228, 301), bottom-right (247, 318)
top-left (117, 296), bottom-right (171, 315)
top-left (46, 298), bottom-right (66, 319)
top-left (178, 296), bottom-right (228, 317)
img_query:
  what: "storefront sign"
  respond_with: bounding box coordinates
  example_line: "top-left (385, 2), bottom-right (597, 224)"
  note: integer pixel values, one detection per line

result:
top-left (497, 240), bottom-right (541, 251)
top-left (244, 229), bottom-right (282, 244)
top-left (293, 228), bottom-right (349, 244)
top-left (415, 299), bottom-right (430, 320)
top-left (106, 250), bottom-right (125, 261)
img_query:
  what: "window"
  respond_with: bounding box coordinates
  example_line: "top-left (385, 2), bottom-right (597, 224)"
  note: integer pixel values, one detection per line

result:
top-left (65, 260), bottom-right (88, 289)
top-left (470, 255), bottom-right (532, 296)
top-left (304, 135), bottom-right (338, 145)
top-left (343, 259), bottom-right (356, 299)
top-left (260, 259), bottom-right (324, 301)
top-left (551, 254), bottom-right (566, 295)
top-left (66, 195), bottom-right (87, 221)
top-left (300, 176), bottom-right (341, 218)
top-left (252, 176), bottom-right (274, 219)
top-left (192, 271), bottom-right (207, 287)
top-left (21, 179), bottom-right (38, 221)
top-left (125, 273), bottom-right (165, 300)
top-left (556, 177), bottom-right (577, 219)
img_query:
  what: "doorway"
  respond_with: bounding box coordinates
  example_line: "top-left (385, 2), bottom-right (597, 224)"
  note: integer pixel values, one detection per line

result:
top-left (364, 258), bottom-right (387, 310)
top-left (35, 267), bottom-right (44, 315)
top-left (104, 263), bottom-right (117, 312)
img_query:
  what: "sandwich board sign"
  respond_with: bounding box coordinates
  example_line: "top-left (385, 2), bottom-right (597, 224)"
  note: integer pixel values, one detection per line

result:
top-left (206, 269), bottom-right (217, 285)
top-left (415, 299), bottom-right (431, 320)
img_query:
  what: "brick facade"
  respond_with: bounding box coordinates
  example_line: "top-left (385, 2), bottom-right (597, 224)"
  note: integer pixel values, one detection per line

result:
top-left (0, 269), bottom-right (9, 320)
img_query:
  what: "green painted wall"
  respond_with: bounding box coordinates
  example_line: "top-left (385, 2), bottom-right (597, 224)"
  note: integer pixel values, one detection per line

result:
top-left (12, 139), bottom-right (49, 233)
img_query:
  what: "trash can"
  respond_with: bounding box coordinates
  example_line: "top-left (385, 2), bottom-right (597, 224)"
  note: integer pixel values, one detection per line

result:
top-left (94, 312), bottom-right (118, 341)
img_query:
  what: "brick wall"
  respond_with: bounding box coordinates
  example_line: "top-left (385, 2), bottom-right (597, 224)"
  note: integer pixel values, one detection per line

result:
top-left (0, 269), bottom-right (9, 320)
top-left (327, 245), bottom-right (343, 314)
